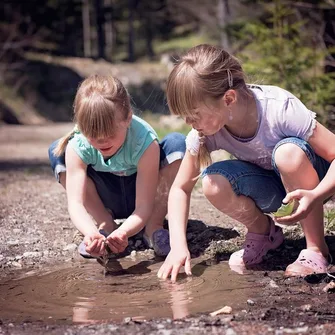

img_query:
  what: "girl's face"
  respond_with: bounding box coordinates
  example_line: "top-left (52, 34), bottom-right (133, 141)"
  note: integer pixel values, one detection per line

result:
top-left (185, 101), bottom-right (228, 136)
top-left (87, 121), bottom-right (129, 158)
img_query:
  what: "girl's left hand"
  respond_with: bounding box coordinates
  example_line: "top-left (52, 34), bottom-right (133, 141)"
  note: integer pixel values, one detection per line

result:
top-left (106, 229), bottom-right (128, 253)
top-left (275, 189), bottom-right (320, 225)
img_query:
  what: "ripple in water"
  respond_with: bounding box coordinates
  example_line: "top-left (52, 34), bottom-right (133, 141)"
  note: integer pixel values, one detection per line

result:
top-left (0, 257), bottom-right (261, 324)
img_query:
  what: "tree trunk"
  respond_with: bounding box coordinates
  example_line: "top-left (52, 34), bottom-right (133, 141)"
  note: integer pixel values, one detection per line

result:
top-left (128, 0), bottom-right (136, 62)
top-left (217, 0), bottom-right (231, 51)
top-left (104, 0), bottom-right (114, 61)
top-left (95, 0), bottom-right (105, 59)
top-left (82, 0), bottom-right (91, 57)
top-left (145, 10), bottom-right (155, 60)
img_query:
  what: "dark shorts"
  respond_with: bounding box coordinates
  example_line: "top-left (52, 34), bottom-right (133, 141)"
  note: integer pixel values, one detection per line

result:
top-left (202, 137), bottom-right (330, 213)
top-left (48, 132), bottom-right (186, 219)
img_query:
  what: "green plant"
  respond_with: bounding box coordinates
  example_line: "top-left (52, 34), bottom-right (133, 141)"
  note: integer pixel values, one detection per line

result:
top-left (235, 1), bottom-right (335, 125)
top-left (324, 208), bottom-right (335, 231)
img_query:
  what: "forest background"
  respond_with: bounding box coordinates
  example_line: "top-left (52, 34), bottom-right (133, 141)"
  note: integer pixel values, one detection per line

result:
top-left (1, 0), bottom-right (335, 135)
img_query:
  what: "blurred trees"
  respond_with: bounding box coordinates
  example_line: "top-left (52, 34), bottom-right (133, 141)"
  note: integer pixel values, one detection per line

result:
top-left (1, 0), bottom-right (335, 124)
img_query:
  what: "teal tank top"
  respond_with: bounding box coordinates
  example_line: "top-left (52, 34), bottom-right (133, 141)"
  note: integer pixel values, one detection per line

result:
top-left (68, 115), bottom-right (158, 176)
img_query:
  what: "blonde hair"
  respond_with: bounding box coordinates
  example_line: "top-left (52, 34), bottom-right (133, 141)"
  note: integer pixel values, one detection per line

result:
top-left (166, 44), bottom-right (249, 170)
top-left (53, 75), bottom-right (131, 156)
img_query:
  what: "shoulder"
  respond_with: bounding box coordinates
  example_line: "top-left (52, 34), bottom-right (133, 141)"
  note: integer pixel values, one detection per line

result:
top-left (68, 132), bottom-right (97, 164)
top-left (130, 115), bottom-right (158, 136)
top-left (250, 84), bottom-right (293, 102)
top-left (68, 132), bottom-right (91, 150)
top-left (126, 115), bottom-right (158, 163)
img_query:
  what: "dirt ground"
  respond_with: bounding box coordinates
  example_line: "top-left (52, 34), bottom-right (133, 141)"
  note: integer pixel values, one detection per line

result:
top-left (1, 123), bottom-right (335, 335)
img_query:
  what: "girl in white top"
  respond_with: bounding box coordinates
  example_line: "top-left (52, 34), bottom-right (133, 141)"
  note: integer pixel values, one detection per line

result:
top-left (157, 44), bottom-right (335, 282)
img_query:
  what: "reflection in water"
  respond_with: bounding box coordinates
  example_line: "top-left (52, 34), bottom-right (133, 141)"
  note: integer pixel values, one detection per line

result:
top-left (73, 297), bottom-right (98, 324)
top-left (0, 257), bottom-right (261, 325)
top-left (160, 277), bottom-right (193, 319)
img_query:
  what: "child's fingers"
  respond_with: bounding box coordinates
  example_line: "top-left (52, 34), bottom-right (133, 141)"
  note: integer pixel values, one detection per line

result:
top-left (275, 209), bottom-right (304, 224)
top-left (157, 265), bottom-right (165, 279)
top-left (106, 241), bottom-right (119, 253)
top-left (184, 258), bottom-right (192, 276)
top-left (97, 239), bottom-right (105, 255)
top-left (282, 190), bottom-right (302, 203)
top-left (86, 240), bottom-right (103, 256)
top-left (107, 239), bottom-right (126, 253)
top-left (170, 265), bottom-right (181, 283)
top-left (158, 264), bottom-right (173, 280)
top-left (112, 235), bottom-right (128, 247)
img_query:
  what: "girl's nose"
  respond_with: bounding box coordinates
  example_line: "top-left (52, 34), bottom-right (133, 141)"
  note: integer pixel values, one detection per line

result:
top-left (97, 138), bottom-right (108, 145)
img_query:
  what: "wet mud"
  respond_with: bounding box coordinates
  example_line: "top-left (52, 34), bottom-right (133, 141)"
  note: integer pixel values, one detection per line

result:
top-left (0, 258), bottom-right (260, 324)
top-left (1, 123), bottom-right (335, 334)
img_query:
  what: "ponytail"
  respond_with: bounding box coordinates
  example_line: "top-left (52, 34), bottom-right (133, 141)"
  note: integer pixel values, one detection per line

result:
top-left (52, 129), bottom-right (76, 157)
top-left (198, 145), bottom-right (212, 172)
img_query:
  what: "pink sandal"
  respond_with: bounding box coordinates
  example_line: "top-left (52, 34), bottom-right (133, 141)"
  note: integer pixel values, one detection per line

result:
top-left (229, 218), bottom-right (284, 268)
top-left (285, 249), bottom-right (330, 277)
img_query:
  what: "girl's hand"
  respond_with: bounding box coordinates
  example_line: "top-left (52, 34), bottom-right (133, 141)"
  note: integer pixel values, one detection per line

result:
top-left (157, 247), bottom-right (192, 283)
top-left (84, 232), bottom-right (106, 257)
top-left (106, 229), bottom-right (128, 253)
top-left (275, 189), bottom-right (320, 225)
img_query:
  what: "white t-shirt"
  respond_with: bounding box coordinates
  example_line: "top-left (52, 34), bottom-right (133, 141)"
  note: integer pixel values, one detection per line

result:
top-left (186, 85), bottom-right (317, 170)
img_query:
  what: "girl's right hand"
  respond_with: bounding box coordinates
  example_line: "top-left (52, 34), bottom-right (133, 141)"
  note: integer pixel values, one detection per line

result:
top-left (83, 232), bottom-right (106, 257)
top-left (157, 247), bottom-right (192, 283)
top-left (275, 189), bottom-right (320, 225)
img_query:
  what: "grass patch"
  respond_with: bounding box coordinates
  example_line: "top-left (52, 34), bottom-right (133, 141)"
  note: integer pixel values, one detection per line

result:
top-left (141, 112), bottom-right (191, 139)
top-left (325, 208), bottom-right (335, 232)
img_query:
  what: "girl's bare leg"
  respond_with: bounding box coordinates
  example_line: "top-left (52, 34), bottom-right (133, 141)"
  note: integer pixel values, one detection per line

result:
top-left (144, 160), bottom-right (182, 238)
top-left (202, 174), bottom-right (270, 234)
top-left (59, 172), bottom-right (117, 233)
top-left (274, 143), bottom-right (328, 257)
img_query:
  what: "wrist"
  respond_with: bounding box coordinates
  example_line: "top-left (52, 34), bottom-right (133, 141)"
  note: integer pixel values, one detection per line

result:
top-left (116, 227), bottom-right (130, 238)
top-left (171, 237), bottom-right (188, 249)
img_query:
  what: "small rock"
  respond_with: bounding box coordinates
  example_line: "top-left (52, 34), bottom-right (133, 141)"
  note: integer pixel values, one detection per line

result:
top-left (268, 280), bottom-right (279, 288)
top-left (210, 305), bottom-right (232, 316)
top-left (135, 240), bottom-right (142, 248)
top-left (247, 299), bottom-right (255, 306)
top-left (123, 317), bottom-right (132, 324)
top-left (301, 304), bottom-right (312, 312)
top-left (323, 281), bottom-right (335, 293)
top-left (130, 250), bottom-right (137, 257)
top-left (11, 261), bottom-right (22, 268)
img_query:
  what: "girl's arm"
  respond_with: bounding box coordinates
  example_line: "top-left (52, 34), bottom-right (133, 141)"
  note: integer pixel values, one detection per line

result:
top-left (111, 140), bottom-right (160, 238)
top-left (277, 121), bottom-right (335, 223)
top-left (65, 145), bottom-right (105, 254)
top-left (157, 150), bottom-right (200, 282)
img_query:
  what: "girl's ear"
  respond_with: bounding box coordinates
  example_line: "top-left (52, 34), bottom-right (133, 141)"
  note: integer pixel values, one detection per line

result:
top-left (223, 89), bottom-right (237, 107)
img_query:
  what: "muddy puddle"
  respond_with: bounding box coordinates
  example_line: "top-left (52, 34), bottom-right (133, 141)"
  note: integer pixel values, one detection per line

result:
top-left (0, 257), bottom-right (262, 325)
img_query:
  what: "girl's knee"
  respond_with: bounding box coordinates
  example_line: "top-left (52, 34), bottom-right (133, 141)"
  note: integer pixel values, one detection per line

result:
top-left (202, 174), bottom-right (233, 199)
top-left (273, 142), bottom-right (308, 173)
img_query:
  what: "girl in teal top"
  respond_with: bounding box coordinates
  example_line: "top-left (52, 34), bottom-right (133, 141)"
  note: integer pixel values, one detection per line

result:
top-left (48, 74), bottom-right (185, 258)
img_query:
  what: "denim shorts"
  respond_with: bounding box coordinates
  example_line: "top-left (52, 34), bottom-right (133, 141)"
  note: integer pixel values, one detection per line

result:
top-left (48, 132), bottom-right (186, 219)
top-left (202, 137), bottom-right (330, 213)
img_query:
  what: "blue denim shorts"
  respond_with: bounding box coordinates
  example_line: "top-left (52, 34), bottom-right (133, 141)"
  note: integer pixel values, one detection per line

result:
top-left (48, 132), bottom-right (186, 219)
top-left (202, 137), bottom-right (330, 213)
